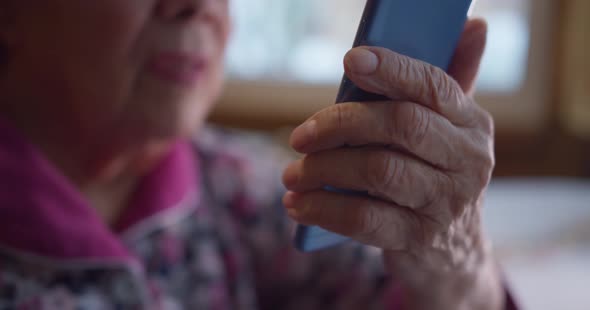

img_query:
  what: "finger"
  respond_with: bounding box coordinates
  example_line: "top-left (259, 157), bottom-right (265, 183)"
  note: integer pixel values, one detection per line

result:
top-left (283, 147), bottom-right (451, 209)
top-left (342, 48), bottom-right (476, 126)
top-left (290, 101), bottom-right (469, 169)
top-left (283, 190), bottom-right (419, 250)
top-left (448, 18), bottom-right (488, 95)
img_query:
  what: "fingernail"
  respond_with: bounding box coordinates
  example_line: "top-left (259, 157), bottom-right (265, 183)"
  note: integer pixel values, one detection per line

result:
top-left (345, 48), bottom-right (379, 75)
top-left (290, 120), bottom-right (316, 150)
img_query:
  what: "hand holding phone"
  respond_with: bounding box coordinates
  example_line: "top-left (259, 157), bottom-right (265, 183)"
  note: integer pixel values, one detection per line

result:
top-left (293, 0), bottom-right (474, 252)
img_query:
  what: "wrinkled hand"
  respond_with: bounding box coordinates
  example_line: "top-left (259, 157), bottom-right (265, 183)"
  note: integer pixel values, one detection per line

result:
top-left (282, 19), bottom-right (501, 309)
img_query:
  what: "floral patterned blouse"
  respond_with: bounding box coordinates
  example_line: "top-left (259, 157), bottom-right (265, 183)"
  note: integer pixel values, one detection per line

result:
top-left (0, 121), bottom-right (516, 310)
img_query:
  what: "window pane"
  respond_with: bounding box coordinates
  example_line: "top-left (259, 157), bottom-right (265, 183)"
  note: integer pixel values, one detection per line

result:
top-left (473, 0), bottom-right (531, 92)
top-left (226, 0), bottom-right (531, 92)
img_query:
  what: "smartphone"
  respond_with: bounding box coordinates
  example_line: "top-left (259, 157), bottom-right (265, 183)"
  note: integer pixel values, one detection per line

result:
top-left (294, 0), bottom-right (475, 252)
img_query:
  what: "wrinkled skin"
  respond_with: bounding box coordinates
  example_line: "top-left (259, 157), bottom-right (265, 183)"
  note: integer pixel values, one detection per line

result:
top-left (283, 19), bottom-right (503, 309)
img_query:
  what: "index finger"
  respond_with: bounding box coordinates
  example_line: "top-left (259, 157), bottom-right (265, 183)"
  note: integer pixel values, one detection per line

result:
top-left (343, 46), bottom-right (475, 126)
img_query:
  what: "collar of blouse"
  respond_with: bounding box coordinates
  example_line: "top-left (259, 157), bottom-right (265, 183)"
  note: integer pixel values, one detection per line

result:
top-left (0, 118), bottom-right (199, 265)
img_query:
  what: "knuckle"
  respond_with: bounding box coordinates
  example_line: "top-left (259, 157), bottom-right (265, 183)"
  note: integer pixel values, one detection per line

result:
top-left (421, 172), bottom-right (460, 223)
top-left (383, 56), bottom-right (398, 86)
top-left (483, 148), bottom-right (496, 172)
top-left (425, 64), bottom-right (462, 109)
top-left (356, 206), bottom-right (387, 243)
top-left (457, 149), bottom-right (494, 201)
top-left (399, 57), bottom-right (414, 87)
top-left (445, 177), bottom-right (468, 218)
top-left (393, 105), bottom-right (411, 143)
top-left (463, 153), bottom-right (494, 200)
top-left (331, 103), bottom-right (357, 132)
top-left (481, 109), bottom-right (495, 135)
top-left (388, 55), bottom-right (413, 96)
top-left (406, 210), bottom-right (431, 247)
top-left (426, 172), bottom-right (448, 208)
top-left (407, 106), bottom-right (431, 149)
top-left (423, 65), bottom-right (441, 100)
top-left (384, 103), bottom-right (398, 133)
top-left (437, 68), bottom-right (458, 101)
top-left (473, 145), bottom-right (495, 188)
top-left (393, 104), bottom-right (430, 150)
top-left (476, 157), bottom-right (494, 188)
top-left (468, 103), bottom-right (495, 133)
top-left (385, 103), bottom-right (404, 144)
top-left (366, 151), bottom-right (403, 196)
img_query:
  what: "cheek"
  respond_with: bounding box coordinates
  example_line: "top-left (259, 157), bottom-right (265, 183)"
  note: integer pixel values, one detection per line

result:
top-left (207, 61), bottom-right (227, 104)
top-left (19, 2), bottom-right (150, 118)
top-left (59, 1), bottom-right (229, 140)
top-left (66, 3), bottom-right (151, 125)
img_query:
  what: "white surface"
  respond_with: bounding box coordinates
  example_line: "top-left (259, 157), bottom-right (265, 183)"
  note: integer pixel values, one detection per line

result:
top-left (502, 249), bottom-right (590, 310)
top-left (483, 178), bottom-right (590, 309)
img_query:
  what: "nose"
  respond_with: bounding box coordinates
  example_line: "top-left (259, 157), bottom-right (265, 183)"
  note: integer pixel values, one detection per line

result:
top-left (155, 0), bottom-right (204, 22)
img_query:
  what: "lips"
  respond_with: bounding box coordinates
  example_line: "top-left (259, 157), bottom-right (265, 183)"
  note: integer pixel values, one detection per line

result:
top-left (147, 52), bottom-right (208, 86)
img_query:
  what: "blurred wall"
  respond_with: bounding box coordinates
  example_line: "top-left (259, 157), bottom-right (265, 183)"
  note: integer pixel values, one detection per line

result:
top-left (493, 0), bottom-right (590, 177)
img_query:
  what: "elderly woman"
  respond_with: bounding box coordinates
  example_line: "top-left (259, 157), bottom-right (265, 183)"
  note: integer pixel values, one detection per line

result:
top-left (0, 1), bottom-right (513, 309)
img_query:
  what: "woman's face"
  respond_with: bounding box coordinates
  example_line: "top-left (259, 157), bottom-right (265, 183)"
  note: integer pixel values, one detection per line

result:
top-left (1, 0), bottom-right (230, 147)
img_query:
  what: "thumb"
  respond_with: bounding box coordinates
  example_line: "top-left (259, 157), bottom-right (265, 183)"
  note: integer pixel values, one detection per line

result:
top-left (448, 18), bottom-right (488, 96)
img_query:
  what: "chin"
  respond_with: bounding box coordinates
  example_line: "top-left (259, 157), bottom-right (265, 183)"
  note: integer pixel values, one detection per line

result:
top-left (137, 97), bottom-right (213, 142)
top-left (126, 73), bottom-right (223, 143)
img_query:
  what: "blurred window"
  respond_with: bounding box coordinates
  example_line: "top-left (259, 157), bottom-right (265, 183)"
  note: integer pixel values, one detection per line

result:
top-left (227, 0), bottom-right (531, 93)
top-left (219, 0), bottom-right (555, 133)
